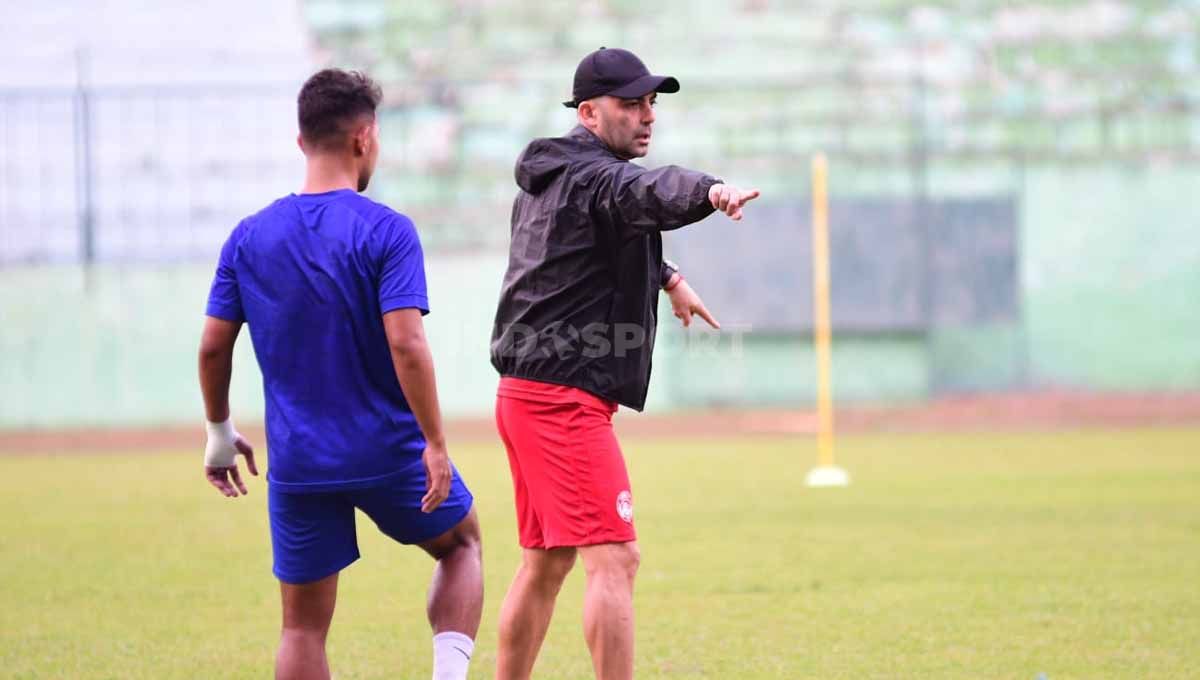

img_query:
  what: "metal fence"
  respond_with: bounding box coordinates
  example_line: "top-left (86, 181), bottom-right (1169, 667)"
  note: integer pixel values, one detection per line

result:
top-left (0, 82), bottom-right (300, 264)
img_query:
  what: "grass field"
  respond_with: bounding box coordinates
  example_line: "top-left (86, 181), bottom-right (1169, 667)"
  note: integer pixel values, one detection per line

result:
top-left (1, 427), bottom-right (1198, 679)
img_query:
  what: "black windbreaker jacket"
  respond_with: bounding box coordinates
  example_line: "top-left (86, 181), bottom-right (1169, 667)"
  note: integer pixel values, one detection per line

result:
top-left (490, 125), bottom-right (721, 410)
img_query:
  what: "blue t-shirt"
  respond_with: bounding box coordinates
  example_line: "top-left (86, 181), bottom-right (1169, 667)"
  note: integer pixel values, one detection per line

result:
top-left (206, 189), bottom-right (430, 493)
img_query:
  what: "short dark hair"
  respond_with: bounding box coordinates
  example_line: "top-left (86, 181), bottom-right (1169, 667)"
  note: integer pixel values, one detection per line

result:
top-left (297, 69), bottom-right (383, 148)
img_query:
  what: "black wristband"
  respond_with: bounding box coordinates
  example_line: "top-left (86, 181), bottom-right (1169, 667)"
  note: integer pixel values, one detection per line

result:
top-left (660, 259), bottom-right (680, 288)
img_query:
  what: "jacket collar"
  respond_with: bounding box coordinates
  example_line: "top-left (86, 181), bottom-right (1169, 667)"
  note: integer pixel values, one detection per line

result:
top-left (566, 125), bottom-right (616, 156)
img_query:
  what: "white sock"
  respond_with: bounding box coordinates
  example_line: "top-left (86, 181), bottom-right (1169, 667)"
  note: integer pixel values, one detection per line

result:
top-left (432, 631), bottom-right (474, 680)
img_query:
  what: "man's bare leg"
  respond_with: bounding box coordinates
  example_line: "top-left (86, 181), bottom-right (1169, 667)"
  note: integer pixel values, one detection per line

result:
top-left (277, 572), bottom-right (338, 680)
top-left (418, 508), bottom-right (485, 636)
top-left (495, 546), bottom-right (578, 680)
top-left (579, 542), bottom-right (640, 680)
top-left (418, 508), bottom-right (485, 680)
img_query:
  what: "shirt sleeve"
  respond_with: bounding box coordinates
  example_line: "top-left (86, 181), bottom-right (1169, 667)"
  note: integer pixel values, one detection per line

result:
top-left (205, 224), bottom-right (245, 322)
top-left (592, 162), bottom-right (721, 236)
top-left (377, 214), bottom-right (430, 316)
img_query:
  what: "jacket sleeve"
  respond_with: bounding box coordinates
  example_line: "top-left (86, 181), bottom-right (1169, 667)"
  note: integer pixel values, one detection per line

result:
top-left (592, 162), bottom-right (721, 235)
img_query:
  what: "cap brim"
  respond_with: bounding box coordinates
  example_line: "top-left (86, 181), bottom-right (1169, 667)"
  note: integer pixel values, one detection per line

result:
top-left (606, 74), bottom-right (680, 99)
top-left (562, 74), bottom-right (680, 108)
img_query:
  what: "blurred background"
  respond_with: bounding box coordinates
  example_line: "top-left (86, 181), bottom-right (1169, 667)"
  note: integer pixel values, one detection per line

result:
top-left (2, 5), bottom-right (1198, 679)
top-left (2, 0), bottom-right (1199, 429)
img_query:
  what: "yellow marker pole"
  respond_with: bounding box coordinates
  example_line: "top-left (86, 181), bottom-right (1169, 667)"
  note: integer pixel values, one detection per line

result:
top-left (812, 154), bottom-right (834, 466)
top-left (806, 153), bottom-right (849, 487)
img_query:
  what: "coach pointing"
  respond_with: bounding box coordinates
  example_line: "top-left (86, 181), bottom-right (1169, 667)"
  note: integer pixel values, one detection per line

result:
top-left (490, 48), bottom-right (759, 680)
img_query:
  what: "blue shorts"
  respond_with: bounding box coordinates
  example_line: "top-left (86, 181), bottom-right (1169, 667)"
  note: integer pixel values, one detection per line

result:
top-left (268, 462), bottom-right (473, 584)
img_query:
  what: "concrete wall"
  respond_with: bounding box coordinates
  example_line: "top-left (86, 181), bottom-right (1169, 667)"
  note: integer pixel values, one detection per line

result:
top-left (0, 253), bottom-right (504, 428)
top-left (1021, 166), bottom-right (1200, 390)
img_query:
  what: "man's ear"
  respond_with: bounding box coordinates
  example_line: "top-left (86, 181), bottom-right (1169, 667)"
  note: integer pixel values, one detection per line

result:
top-left (577, 99), bottom-right (597, 125)
top-left (352, 124), bottom-right (371, 157)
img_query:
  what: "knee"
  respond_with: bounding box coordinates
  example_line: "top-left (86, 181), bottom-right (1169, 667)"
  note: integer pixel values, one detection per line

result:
top-left (526, 548), bottom-right (577, 587)
top-left (454, 517), bottom-right (482, 562)
top-left (429, 510), bottom-right (482, 563)
top-left (615, 543), bottom-right (640, 581)
top-left (584, 542), bottom-right (640, 584)
top-left (280, 622), bottom-right (329, 644)
top-left (281, 603), bottom-right (333, 641)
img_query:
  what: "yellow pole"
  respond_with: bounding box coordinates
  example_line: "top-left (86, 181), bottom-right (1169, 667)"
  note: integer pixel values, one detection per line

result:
top-left (811, 153), bottom-right (834, 468)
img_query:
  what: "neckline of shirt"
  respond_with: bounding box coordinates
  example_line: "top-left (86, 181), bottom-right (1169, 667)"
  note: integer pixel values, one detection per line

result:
top-left (292, 188), bottom-right (356, 200)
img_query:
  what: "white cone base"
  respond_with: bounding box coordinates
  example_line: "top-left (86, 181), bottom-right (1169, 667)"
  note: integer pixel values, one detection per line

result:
top-left (805, 465), bottom-right (850, 487)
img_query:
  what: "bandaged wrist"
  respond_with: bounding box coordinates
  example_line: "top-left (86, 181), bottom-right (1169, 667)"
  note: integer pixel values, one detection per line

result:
top-left (204, 418), bottom-right (238, 467)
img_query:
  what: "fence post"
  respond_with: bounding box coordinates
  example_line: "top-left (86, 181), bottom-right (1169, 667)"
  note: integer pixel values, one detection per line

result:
top-left (910, 41), bottom-right (935, 396)
top-left (73, 47), bottom-right (96, 273)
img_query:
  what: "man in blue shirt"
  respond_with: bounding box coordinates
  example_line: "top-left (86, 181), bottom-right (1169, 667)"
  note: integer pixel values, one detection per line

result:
top-left (198, 69), bottom-right (481, 680)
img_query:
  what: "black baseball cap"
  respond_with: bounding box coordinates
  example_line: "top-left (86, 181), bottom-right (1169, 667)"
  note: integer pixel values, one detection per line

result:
top-left (563, 47), bottom-right (680, 108)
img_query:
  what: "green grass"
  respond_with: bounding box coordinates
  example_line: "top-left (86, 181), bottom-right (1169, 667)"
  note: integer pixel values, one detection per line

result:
top-left (1, 428), bottom-right (1198, 679)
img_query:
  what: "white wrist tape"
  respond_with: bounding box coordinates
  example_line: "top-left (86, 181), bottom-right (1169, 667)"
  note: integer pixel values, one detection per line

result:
top-left (204, 418), bottom-right (239, 468)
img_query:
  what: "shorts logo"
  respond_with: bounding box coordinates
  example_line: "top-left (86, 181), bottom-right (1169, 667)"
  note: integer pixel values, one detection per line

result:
top-left (616, 490), bottom-right (633, 523)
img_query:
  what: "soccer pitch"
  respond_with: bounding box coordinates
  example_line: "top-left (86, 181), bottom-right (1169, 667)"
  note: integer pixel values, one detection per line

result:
top-left (1, 428), bottom-right (1197, 679)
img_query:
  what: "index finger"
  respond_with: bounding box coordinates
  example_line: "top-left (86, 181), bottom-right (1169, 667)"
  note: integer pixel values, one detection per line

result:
top-left (695, 304), bottom-right (721, 329)
top-left (740, 189), bottom-right (761, 204)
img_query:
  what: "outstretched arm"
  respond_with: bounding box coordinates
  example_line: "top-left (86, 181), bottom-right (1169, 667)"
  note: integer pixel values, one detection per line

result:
top-left (383, 308), bottom-right (452, 513)
top-left (198, 315), bottom-right (258, 497)
top-left (594, 163), bottom-right (721, 233)
top-left (595, 162), bottom-right (761, 234)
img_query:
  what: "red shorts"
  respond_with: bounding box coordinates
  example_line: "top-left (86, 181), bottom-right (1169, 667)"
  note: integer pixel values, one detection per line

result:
top-left (495, 377), bottom-right (636, 549)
